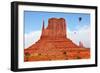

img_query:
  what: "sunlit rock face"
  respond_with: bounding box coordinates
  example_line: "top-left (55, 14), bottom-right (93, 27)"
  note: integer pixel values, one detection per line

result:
top-left (24, 18), bottom-right (90, 62)
top-left (41, 18), bottom-right (66, 39)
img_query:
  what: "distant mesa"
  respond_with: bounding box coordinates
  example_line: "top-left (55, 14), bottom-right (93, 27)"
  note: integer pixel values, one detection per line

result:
top-left (24, 18), bottom-right (90, 62)
top-left (79, 41), bottom-right (84, 48)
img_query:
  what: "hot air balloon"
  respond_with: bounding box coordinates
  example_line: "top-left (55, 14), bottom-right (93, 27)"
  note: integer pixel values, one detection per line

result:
top-left (74, 31), bottom-right (76, 34)
top-left (79, 17), bottom-right (82, 22)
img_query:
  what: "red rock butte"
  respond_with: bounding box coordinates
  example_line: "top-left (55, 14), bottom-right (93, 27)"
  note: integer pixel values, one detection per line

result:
top-left (24, 18), bottom-right (90, 62)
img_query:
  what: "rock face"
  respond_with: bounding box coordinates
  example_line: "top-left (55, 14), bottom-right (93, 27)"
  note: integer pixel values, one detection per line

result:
top-left (24, 18), bottom-right (90, 62)
top-left (79, 41), bottom-right (84, 48)
top-left (41, 18), bottom-right (66, 39)
top-left (40, 18), bottom-right (79, 48)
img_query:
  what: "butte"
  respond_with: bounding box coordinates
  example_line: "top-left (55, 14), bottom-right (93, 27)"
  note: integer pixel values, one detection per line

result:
top-left (24, 18), bottom-right (90, 62)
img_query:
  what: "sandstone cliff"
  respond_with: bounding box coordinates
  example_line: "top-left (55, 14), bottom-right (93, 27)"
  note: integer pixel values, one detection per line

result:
top-left (41, 18), bottom-right (66, 39)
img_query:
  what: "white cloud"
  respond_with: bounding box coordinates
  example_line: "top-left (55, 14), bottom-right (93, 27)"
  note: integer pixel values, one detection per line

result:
top-left (25, 31), bottom-right (41, 48)
top-left (25, 25), bottom-right (90, 48)
top-left (67, 25), bottom-right (91, 48)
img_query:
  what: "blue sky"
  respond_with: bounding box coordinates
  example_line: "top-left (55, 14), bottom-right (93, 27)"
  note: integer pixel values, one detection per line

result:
top-left (24, 11), bottom-right (90, 34)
